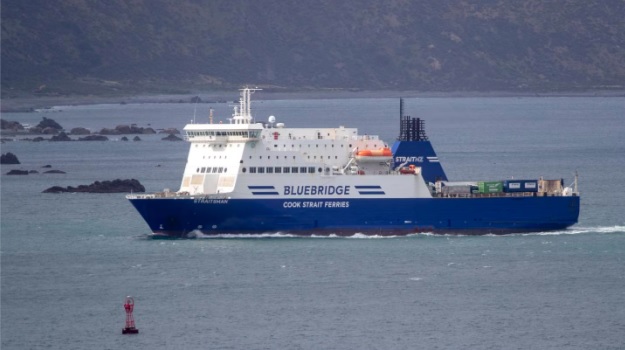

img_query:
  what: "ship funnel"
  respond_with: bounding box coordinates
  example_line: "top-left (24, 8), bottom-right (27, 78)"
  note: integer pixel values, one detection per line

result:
top-left (391, 98), bottom-right (448, 183)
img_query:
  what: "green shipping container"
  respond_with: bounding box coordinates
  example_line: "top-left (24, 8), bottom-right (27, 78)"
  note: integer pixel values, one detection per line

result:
top-left (478, 181), bottom-right (503, 193)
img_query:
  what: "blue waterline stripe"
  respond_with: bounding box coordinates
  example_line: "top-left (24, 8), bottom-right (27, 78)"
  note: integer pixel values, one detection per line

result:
top-left (358, 191), bottom-right (386, 195)
top-left (354, 186), bottom-right (382, 189)
top-left (248, 186), bottom-right (275, 189)
top-left (251, 192), bottom-right (280, 195)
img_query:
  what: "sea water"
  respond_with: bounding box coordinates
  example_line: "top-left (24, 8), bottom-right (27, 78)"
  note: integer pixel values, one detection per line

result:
top-left (1, 96), bottom-right (624, 349)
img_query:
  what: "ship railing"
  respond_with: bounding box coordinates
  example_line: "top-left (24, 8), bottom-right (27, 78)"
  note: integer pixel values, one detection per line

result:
top-left (184, 135), bottom-right (259, 142)
top-left (126, 191), bottom-right (192, 199)
top-left (434, 191), bottom-right (569, 199)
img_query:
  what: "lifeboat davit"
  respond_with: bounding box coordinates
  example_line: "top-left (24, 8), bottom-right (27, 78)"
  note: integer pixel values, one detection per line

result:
top-left (355, 147), bottom-right (393, 162)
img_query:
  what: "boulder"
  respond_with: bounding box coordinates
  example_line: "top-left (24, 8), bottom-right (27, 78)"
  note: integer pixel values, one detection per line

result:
top-left (41, 127), bottom-right (60, 135)
top-left (42, 186), bottom-right (67, 193)
top-left (121, 136), bottom-right (129, 141)
top-left (99, 128), bottom-right (119, 135)
top-left (159, 128), bottom-right (180, 134)
top-left (78, 135), bottom-right (108, 141)
top-left (50, 132), bottom-right (72, 141)
top-left (162, 133), bottom-right (183, 141)
top-left (1, 152), bottom-right (20, 164)
top-left (43, 179), bottom-right (145, 193)
top-left (70, 127), bottom-right (91, 135)
top-left (42, 165), bottom-right (52, 168)
top-left (35, 117), bottom-right (63, 130)
top-left (1, 119), bottom-right (25, 131)
top-left (43, 170), bottom-right (66, 174)
top-left (142, 128), bottom-right (156, 134)
top-left (6, 169), bottom-right (28, 175)
top-left (133, 136), bottom-right (142, 141)
top-left (115, 125), bottom-right (133, 134)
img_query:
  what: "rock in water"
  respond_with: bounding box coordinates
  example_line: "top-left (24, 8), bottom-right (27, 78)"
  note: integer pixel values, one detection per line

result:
top-left (42, 179), bottom-right (145, 193)
top-left (70, 127), bottom-right (91, 135)
top-left (6, 169), bottom-right (29, 175)
top-left (162, 133), bottom-right (183, 141)
top-left (50, 132), bottom-right (72, 141)
top-left (1, 152), bottom-right (20, 164)
top-left (36, 117), bottom-right (63, 130)
top-left (78, 135), bottom-right (108, 141)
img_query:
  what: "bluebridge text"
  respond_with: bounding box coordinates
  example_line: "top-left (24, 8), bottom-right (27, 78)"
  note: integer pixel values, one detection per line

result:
top-left (283, 185), bottom-right (350, 196)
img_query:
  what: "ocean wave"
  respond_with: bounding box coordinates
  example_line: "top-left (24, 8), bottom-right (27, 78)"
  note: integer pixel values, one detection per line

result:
top-left (520, 225), bottom-right (625, 236)
top-left (190, 231), bottom-right (298, 239)
top-left (146, 226), bottom-right (625, 239)
top-left (171, 230), bottom-right (424, 239)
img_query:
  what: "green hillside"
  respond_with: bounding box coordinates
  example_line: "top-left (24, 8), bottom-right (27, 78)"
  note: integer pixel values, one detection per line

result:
top-left (2, 0), bottom-right (624, 96)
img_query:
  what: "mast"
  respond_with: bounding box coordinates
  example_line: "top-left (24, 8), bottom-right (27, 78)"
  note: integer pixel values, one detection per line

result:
top-left (232, 87), bottom-right (261, 124)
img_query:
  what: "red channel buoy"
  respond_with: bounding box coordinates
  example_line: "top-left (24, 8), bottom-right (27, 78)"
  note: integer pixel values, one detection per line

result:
top-left (122, 296), bottom-right (139, 334)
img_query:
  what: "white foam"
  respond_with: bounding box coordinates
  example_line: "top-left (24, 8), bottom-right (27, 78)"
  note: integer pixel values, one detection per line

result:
top-left (149, 226), bottom-right (625, 239)
top-left (522, 225), bottom-right (625, 236)
top-left (195, 232), bottom-right (298, 239)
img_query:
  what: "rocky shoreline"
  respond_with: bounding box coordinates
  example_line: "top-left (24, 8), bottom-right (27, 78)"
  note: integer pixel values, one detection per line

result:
top-left (1, 116), bottom-right (182, 142)
top-left (3, 89), bottom-right (624, 113)
top-left (42, 179), bottom-right (145, 193)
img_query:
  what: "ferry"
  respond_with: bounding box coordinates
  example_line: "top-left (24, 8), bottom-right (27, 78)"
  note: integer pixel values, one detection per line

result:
top-left (127, 88), bottom-right (580, 237)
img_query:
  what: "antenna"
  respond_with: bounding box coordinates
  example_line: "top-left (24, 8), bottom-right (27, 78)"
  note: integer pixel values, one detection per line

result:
top-left (209, 108), bottom-right (214, 124)
top-left (232, 86), bottom-right (262, 124)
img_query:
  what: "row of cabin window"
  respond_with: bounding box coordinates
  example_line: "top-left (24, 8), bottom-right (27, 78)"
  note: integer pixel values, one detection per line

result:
top-left (250, 155), bottom-right (339, 160)
top-left (197, 167), bottom-right (227, 174)
top-left (243, 166), bottom-right (321, 174)
top-left (270, 143), bottom-right (353, 148)
top-left (188, 131), bottom-right (260, 137)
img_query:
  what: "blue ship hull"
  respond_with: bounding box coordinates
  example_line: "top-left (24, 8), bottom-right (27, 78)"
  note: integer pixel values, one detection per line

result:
top-left (128, 196), bottom-right (580, 237)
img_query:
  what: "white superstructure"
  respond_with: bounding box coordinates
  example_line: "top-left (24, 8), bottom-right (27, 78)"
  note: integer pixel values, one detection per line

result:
top-left (177, 87), bottom-right (432, 199)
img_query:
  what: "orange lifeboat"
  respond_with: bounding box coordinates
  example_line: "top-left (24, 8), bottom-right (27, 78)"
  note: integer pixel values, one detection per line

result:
top-left (355, 147), bottom-right (393, 162)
